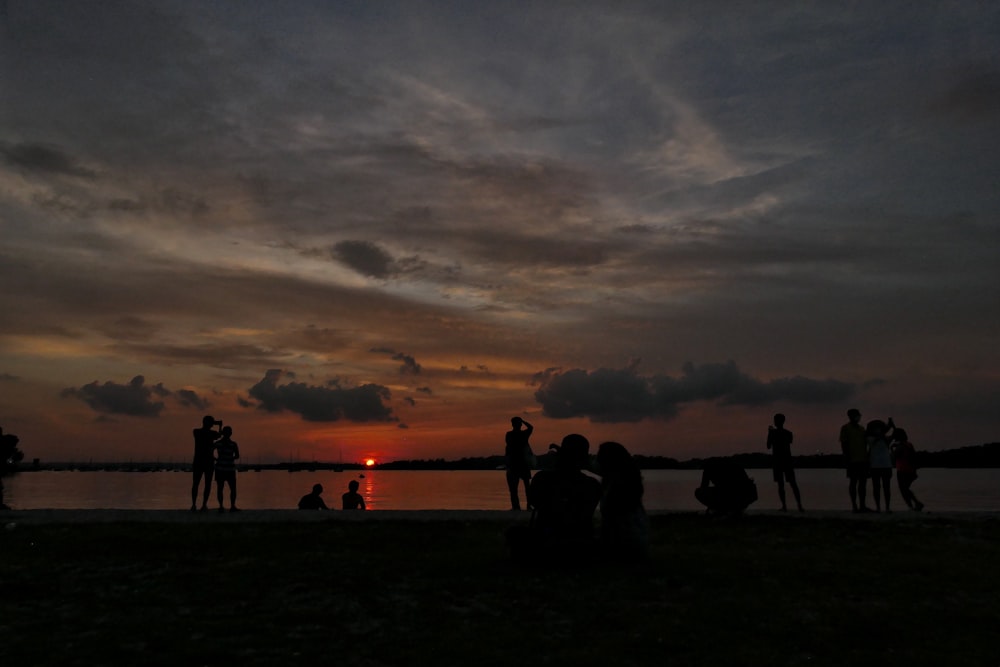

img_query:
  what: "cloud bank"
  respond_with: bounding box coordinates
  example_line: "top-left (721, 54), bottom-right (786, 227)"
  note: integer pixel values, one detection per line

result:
top-left (532, 361), bottom-right (858, 423)
top-left (61, 375), bottom-right (215, 417)
top-left (246, 369), bottom-right (395, 423)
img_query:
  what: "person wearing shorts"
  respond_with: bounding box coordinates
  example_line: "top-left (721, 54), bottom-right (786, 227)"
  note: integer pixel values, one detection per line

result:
top-left (214, 426), bottom-right (240, 513)
top-left (191, 415), bottom-right (222, 512)
top-left (767, 413), bottom-right (803, 511)
top-left (840, 408), bottom-right (870, 513)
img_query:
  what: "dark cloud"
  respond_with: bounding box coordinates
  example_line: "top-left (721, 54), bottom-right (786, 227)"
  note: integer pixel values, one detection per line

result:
top-left (60, 375), bottom-right (214, 415)
top-left (930, 67), bottom-right (1000, 121)
top-left (370, 347), bottom-right (422, 374)
top-left (246, 369), bottom-right (394, 423)
top-left (332, 240), bottom-right (396, 278)
top-left (61, 375), bottom-right (167, 417)
top-left (175, 389), bottom-right (211, 411)
top-left (416, 386), bottom-right (433, 395)
top-left (0, 373), bottom-right (20, 382)
top-left (0, 141), bottom-right (95, 177)
top-left (533, 361), bottom-right (858, 423)
top-left (402, 396), bottom-right (416, 406)
top-left (392, 352), bottom-right (421, 375)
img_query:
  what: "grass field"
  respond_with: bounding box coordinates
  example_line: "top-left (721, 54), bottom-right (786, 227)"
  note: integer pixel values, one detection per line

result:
top-left (2, 514), bottom-right (998, 666)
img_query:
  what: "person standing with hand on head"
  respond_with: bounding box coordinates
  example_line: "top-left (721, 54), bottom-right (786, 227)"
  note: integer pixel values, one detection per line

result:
top-left (191, 415), bottom-right (223, 512)
top-left (504, 417), bottom-right (535, 511)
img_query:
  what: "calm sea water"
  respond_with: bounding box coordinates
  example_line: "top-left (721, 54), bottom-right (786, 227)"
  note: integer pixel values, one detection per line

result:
top-left (4, 468), bottom-right (999, 512)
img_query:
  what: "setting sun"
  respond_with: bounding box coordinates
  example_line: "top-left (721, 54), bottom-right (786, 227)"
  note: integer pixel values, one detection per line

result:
top-left (365, 459), bottom-right (376, 467)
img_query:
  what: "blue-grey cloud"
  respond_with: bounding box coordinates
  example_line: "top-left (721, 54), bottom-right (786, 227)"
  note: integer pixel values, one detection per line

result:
top-left (246, 369), bottom-right (394, 423)
top-left (533, 361), bottom-right (859, 423)
top-left (175, 389), bottom-right (211, 411)
top-left (332, 241), bottom-right (396, 278)
top-left (0, 141), bottom-right (95, 178)
top-left (61, 375), bottom-right (168, 417)
top-left (370, 347), bottom-right (422, 375)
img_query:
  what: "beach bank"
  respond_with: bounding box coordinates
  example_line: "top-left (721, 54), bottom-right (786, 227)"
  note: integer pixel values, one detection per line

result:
top-left (3, 507), bottom-right (999, 525)
top-left (3, 511), bottom-right (999, 666)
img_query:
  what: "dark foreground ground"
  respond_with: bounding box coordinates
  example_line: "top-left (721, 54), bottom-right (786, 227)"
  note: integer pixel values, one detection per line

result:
top-left (2, 512), bottom-right (998, 666)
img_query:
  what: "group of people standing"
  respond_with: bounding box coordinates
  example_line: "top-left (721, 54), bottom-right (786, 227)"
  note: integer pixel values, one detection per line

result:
top-left (191, 415), bottom-right (241, 513)
top-left (839, 408), bottom-right (924, 513)
top-left (716, 409), bottom-right (925, 514)
top-left (504, 418), bottom-right (649, 563)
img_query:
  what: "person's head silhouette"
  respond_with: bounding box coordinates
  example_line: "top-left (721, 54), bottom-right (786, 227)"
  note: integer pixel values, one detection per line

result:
top-left (552, 433), bottom-right (589, 471)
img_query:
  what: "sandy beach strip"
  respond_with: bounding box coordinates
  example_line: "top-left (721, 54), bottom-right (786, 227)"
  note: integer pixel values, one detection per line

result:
top-left (3, 508), bottom-right (998, 525)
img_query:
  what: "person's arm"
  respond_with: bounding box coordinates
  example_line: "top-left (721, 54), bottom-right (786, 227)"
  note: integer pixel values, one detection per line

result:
top-left (233, 443), bottom-right (240, 461)
top-left (523, 420), bottom-right (533, 438)
top-left (767, 426), bottom-right (774, 450)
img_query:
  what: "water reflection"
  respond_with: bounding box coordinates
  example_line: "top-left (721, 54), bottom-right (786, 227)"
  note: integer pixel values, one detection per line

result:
top-left (4, 468), bottom-right (1000, 512)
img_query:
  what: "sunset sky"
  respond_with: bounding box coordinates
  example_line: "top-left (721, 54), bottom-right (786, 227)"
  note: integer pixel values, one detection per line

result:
top-left (2, 1), bottom-right (998, 464)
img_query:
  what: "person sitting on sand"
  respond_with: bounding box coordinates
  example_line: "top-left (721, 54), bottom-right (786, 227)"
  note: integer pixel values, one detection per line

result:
top-left (767, 413), bottom-right (803, 512)
top-left (214, 426), bottom-right (240, 513)
top-left (892, 428), bottom-right (924, 512)
top-left (191, 415), bottom-right (223, 512)
top-left (507, 434), bottom-right (602, 564)
top-left (342, 479), bottom-right (365, 510)
top-left (595, 441), bottom-right (648, 561)
top-left (298, 483), bottom-right (328, 510)
top-left (694, 461), bottom-right (758, 515)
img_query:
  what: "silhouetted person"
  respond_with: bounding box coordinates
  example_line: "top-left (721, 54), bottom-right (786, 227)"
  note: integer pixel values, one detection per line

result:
top-left (694, 461), bottom-right (758, 514)
top-left (840, 408), bottom-right (870, 512)
top-left (504, 417), bottom-right (535, 510)
top-left (767, 413), bottom-right (803, 511)
top-left (342, 479), bottom-right (365, 510)
top-left (891, 428), bottom-right (924, 512)
top-left (867, 418), bottom-right (895, 512)
top-left (298, 483), bottom-right (328, 510)
top-left (596, 441), bottom-right (648, 561)
top-left (507, 434), bottom-right (601, 564)
top-left (191, 415), bottom-right (222, 512)
top-left (214, 425), bottom-right (240, 512)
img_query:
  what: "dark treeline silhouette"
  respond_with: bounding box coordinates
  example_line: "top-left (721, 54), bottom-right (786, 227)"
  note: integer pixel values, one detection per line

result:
top-left (14, 441), bottom-right (1000, 473)
top-left (1, 426), bottom-right (26, 510)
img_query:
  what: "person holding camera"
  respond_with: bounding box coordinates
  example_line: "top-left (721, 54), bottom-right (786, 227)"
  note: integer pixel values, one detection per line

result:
top-left (191, 415), bottom-right (223, 512)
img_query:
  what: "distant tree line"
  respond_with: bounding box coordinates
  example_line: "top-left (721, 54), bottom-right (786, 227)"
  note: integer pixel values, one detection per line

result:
top-left (374, 443), bottom-right (1000, 470)
top-left (15, 441), bottom-right (1000, 472)
top-left (1, 426), bottom-right (25, 476)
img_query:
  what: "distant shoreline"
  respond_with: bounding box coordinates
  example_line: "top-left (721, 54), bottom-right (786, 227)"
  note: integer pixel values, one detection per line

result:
top-left (12, 441), bottom-right (1000, 473)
